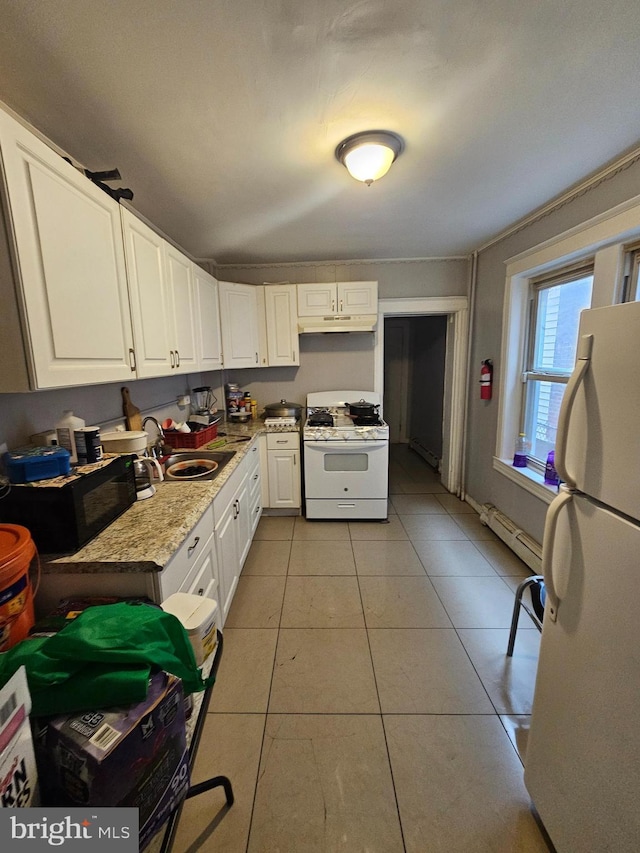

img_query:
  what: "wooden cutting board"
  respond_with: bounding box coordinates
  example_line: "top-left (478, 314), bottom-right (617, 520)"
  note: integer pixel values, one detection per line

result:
top-left (121, 386), bottom-right (143, 432)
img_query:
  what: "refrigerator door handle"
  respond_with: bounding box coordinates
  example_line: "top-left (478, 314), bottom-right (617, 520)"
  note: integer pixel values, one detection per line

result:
top-left (542, 489), bottom-right (573, 621)
top-left (555, 333), bottom-right (593, 487)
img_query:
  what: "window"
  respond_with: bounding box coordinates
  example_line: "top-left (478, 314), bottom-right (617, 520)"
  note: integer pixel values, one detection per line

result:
top-left (623, 246), bottom-right (640, 301)
top-left (521, 267), bottom-right (593, 471)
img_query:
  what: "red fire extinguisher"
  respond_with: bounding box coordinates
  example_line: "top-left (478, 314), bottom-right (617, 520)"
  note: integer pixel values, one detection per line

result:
top-left (480, 359), bottom-right (493, 400)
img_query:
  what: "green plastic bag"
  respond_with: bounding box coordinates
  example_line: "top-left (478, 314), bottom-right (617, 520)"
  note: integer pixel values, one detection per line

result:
top-left (0, 602), bottom-right (215, 716)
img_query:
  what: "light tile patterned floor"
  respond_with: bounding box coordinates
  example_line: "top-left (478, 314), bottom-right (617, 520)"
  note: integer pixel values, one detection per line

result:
top-left (172, 445), bottom-right (550, 853)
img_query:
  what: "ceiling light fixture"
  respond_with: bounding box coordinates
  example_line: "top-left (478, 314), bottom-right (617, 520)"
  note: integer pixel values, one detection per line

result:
top-left (335, 130), bottom-right (404, 186)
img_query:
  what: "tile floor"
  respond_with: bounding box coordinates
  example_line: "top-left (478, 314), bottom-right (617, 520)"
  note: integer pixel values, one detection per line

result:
top-left (172, 445), bottom-right (551, 853)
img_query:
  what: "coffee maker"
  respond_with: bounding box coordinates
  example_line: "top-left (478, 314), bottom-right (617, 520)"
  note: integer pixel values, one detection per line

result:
top-left (188, 387), bottom-right (218, 429)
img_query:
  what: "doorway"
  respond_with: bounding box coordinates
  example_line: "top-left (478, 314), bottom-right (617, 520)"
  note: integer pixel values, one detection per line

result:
top-left (383, 315), bottom-right (448, 467)
top-left (374, 297), bottom-right (469, 496)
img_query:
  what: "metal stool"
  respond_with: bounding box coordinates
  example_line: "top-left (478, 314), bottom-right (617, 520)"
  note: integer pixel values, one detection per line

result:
top-left (506, 575), bottom-right (545, 656)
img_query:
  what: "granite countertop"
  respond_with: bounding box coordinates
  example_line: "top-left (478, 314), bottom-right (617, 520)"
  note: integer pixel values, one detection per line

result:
top-left (42, 420), bottom-right (299, 576)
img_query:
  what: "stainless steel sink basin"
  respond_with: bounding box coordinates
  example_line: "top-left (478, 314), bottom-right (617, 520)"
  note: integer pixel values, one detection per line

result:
top-left (162, 450), bottom-right (236, 481)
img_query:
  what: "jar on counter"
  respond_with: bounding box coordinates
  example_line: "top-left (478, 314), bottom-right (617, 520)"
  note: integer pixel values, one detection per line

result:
top-left (243, 392), bottom-right (252, 413)
top-left (225, 383), bottom-right (243, 414)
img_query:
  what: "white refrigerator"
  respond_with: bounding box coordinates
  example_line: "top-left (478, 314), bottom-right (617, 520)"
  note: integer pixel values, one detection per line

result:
top-left (524, 300), bottom-right (640, 852)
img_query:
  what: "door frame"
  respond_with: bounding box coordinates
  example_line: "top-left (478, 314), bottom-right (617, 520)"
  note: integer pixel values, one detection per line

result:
top-left (374, 297), bottom-right (469, 495)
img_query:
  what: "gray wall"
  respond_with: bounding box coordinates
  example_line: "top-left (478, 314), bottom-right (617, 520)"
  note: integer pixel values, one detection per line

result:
top-left (0, 259), bottom-right (468, 451)
top-left (465, 159), bottom-right (640, 543)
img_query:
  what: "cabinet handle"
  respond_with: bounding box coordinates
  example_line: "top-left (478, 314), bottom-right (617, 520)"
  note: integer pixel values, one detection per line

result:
top-left (253, 473), bottom-right (259, 480)
top-left (128, 348), bottom-right (136, 372)
top-left (187, 535), bottom-right (200, 556)
top-left (233, 501), bottom-right (238, 519)
top-left (255, 505), bottom-right (260, 513)
top-left (197, 588), bottom-right (204, 596)
top-left (331, 299), bottom-right (335, 312)
top-left (175, 349), bottom-right (180, 367)
top-left (293, 456), bottom-right (296, 466)
top-left (276, 439), bottom-right (287, 444)
top-left (292, 350), bottom-right (295, 361)
top-left (252, 446), bottom-right (257, 453)
top-left (169, 350), bottom-right (175, 368)
top-left (340, 299), bottom-right (343, 312)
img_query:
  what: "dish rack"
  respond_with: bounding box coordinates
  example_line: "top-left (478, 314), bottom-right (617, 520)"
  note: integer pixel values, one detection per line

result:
top-left (163, 423), bottom-right (218, 450)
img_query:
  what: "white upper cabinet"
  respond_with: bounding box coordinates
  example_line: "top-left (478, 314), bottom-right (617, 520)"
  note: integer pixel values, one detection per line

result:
top-left (218, 280), bottom-right (261, 369)
top-left (192, 266), bottom-right (223, 370)
top-left (263, 284), bottom-right (299, 366)
top-left (297, 281), bottom-right (377, 316)
top-left (164, 243), bottom-right (198, 374)
top-left (121, 207), bottom-right (198, 377)
top-left (0, 108), bottom-right (135, 390)
top-left (121, 207), bottom-right (173, 378)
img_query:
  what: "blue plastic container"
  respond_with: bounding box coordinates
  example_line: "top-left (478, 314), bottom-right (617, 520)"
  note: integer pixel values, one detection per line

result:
top-left (3, 446), bottom-right (71, 484)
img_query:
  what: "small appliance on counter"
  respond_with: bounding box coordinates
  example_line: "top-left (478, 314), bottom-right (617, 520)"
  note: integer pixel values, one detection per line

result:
top-left (133, 456), bottom-right (163, 500)
top-left (188, 386), bottom-right (219, 430)
top-left (0, 454), bottom-right (137, 554)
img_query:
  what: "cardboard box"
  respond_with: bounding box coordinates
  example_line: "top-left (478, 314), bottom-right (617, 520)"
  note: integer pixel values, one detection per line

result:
top-left (0, 666), bottom-right (39, 808)
top-left (32, 671), bottom-right (189, 849)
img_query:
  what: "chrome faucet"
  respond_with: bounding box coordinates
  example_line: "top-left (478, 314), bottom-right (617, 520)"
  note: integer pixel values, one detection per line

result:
top-left (142, 416), bottom-right (165, 459)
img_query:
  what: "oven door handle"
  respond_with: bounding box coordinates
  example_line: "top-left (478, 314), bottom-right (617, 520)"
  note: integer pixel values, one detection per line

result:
top-left (303, 439), bottom-right (388, 450)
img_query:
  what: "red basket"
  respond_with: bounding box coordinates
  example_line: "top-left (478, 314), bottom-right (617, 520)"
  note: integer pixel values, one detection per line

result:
top-left (163, 423), bottom-right (218, 450)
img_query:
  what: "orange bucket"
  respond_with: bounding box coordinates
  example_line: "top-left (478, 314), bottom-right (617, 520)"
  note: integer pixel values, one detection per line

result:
top-left (0, 524), bottom-right (37, 651)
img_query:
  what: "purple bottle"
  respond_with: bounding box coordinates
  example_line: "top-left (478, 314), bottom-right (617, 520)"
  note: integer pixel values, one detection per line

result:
top-left (544, 451), bottom-right (560, 486)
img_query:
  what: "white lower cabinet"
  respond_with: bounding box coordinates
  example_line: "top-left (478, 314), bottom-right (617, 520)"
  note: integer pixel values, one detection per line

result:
top-left (214, 443), bottom-right (263, 625)
top-left (158, 506), bottom-right (217, 601)
top-left (265, 432), bottom-right (301, 510)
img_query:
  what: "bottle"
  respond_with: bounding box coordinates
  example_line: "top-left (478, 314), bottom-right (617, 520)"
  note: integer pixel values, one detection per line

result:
top-left (56, 411), bottom-right (85, 464)
top-left (243, 392), bottom-right (252, 414)
top-left (512, 433), bottom-right (530, 468)
top-left (544, 450), bottom-right (560, 486)
top-left (251, 399), bottom-right (257, 420)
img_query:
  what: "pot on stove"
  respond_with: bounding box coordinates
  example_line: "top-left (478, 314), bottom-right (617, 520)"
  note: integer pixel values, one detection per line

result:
top-left (263, 399), bottom-right (303, 420)
top-left (348, 399), bottom-right (380, 419)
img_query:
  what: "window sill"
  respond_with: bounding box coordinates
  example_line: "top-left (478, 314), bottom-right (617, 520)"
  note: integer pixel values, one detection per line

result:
top-left (493, 457), bottom-right (560, 504)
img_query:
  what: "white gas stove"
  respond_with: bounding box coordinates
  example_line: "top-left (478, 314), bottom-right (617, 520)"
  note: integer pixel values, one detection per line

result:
top-left (303, 391), bottom-right (389, 520)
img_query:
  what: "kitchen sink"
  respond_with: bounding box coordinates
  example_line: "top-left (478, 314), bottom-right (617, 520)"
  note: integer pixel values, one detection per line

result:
top-left (162, 450), bottom-right (236, 482)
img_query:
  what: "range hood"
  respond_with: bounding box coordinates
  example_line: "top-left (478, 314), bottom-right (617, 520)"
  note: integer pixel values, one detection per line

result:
top-left (297, 314), bottom-right (377, 334)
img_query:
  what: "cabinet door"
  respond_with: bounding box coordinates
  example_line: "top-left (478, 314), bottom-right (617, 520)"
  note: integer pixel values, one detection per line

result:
top-left (121, 208), bottom-right (173, 378)
top-left (215, 500), bottom-right (239, 625)
top-left (337, 281), bottom-right (377, 314)
top-left (184, 548), bottom-right (218, 601)
top-left (193, 266), bottom-right (223, 369)
top-left (268, 449), bottom-right (301, 508)
top-left (297, 282), bottom-right (336, 316)
top-left (165, 243), bottom-right (198, 373)
top-left (264, 284), bottom-right (299, 365)
top-left (0, 109), bottom-right (135, 388)
top-left (218, 281), bottom-right (261, 368)
top-left (234, 472), bottom-right (252, 568)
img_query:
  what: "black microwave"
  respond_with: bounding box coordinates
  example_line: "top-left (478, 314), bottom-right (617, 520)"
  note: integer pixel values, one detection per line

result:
top-left (0, 454), bottom-right (137, 554)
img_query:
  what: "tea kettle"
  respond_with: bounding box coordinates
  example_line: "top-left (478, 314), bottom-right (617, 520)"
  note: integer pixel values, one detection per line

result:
top-left (134, 456), bottom-right (163, 500)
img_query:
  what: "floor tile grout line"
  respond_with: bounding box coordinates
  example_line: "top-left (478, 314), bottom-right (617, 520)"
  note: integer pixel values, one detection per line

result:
top-left (242, 526), bottom-right (293, 853)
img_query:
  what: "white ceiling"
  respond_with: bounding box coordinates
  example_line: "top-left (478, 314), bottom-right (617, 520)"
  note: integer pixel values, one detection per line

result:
top-left (1, 1), bottom-right (640, 265)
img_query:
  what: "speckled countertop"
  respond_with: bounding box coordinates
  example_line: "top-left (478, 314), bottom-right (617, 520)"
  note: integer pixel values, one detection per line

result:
top-left (42, 420), bottom-right (296, 575)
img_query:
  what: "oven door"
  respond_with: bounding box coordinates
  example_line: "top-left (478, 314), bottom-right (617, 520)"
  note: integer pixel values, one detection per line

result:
top-left (303, 440), bottom-right (388, 499)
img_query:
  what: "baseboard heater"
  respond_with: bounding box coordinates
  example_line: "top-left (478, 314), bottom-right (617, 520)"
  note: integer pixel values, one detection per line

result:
top-left (479, 503), bottom-right (542, 574)
top-left (408, 439), bottom-right (440, 471)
